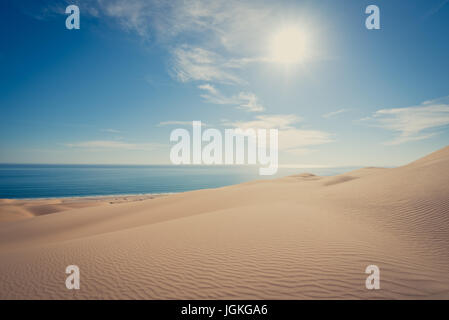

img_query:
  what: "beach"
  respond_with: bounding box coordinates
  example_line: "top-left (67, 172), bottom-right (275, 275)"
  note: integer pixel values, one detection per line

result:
top-left (0, 146), bottom-right (448, 299)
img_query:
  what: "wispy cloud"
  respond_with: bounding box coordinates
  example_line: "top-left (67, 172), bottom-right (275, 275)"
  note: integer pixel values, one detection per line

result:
top-left (100, 128), bottom-right (121, 133)
top-left (424, 0), bottom-right (449, 19)
top-left (82, 0), bottom-right (272, 85)
top-left (198, 84), bottom-right (264, 112)
top-left (171, 46), bottom-right (244, 85)
top-left (25, 0), bottom-right (100, 21)
top-left (94, 0), bottom-right (159, 37)
top-left (225, 114), bottom-right (302, 129)
top-left (158, 121), bottom-right (207, 127)
top-left (363, 96), bottom-right (449, 145)
top-left (322, 109), bottom-right (350, 119)
top-left (65, 140), bottom-right (160, 150)
top-left (225, 114), bottom-right (333, 153)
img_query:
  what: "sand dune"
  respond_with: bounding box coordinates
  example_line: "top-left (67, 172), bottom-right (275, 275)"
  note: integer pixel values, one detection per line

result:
top-left (0, 195), bottom-right (163, 223)
top-left (0, 147), bottom-right (448, 299)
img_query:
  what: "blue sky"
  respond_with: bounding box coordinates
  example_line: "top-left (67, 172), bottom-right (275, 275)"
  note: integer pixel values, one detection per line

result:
top-left (1, 0), bottom-right (449, 167)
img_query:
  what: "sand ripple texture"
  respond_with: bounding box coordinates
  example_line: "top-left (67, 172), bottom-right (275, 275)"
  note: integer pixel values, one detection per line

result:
top-left (1, 147), bottom-right (449, 299)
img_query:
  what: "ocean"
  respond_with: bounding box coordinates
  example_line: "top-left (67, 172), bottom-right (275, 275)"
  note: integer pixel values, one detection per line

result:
top-left (0, 164), bottom-right (358, 199)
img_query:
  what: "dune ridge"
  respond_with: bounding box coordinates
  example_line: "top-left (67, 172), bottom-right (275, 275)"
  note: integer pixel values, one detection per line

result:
top-left (0, 195), bottom-right (164, 223)
top-left (0, 146), bottom-right (449, 299)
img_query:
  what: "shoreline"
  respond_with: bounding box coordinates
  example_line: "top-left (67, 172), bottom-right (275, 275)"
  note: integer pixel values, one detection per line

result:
top-left (0, 165), bottom-right (366, 201)
top-left (0, 192), bottom-right (177, 201)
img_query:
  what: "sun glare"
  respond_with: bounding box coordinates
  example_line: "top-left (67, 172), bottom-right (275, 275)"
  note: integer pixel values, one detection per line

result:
top-left (269, 26), bottom-right (309, 64)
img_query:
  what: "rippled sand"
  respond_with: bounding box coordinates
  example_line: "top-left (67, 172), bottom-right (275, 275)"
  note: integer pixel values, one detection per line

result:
top-left (0, 147), bottom-right (448, 299)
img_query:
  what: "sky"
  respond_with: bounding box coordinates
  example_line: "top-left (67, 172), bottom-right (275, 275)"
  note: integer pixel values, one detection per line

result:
top-left (1, 0), bottom-right (449, 167)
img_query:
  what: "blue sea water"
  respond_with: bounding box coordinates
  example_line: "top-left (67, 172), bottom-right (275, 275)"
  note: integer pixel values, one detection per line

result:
top-left (0, 164), bottom-right (358, 199)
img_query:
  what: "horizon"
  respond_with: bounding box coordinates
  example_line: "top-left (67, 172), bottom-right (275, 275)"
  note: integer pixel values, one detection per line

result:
top-left (0, 162), bottom-right (364, 170)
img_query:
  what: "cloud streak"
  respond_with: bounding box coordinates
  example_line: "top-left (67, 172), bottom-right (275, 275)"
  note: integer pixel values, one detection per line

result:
top-left (100, 128), bottom-right (121, 133)
top-left (158, 121), bottom-right (207, 127)
top-left (225, 114), bottom-right (333, 153)
top-left (65, 140), bottom-right (161, 151)
top-left (322, 109), bottom-right (350, 119)
top-left (363, 96), bottom-right (449, 145)
top-left (171, 46), bottom-right (245, 85)
top-left (424, 0), bottom-right (449, 19)
top-left (198, 84), bottom-right (264, 112)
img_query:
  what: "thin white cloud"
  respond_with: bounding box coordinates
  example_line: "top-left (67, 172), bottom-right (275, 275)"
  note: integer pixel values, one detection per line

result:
top-left (65, 140), bottom-right (160, 151)
top-left (97, 0), bottom-right (155, 37)
top-left (225, 114), bottom-right (333, 152)
top-left (322, 109), bottom-right (350, 119)
top-left (171, 46), bottom-right (244, 85)
top-left (225, 114), bottom-right (301, 129)
top-left (198, 84), bottom-right (264, 112)
top-left (162, 1), bottom-right (279, 85)
top-left (30, 0), bottom-right (109, 21)
top-left (158, 121), bottom-right (207, 127)
top-left (198, 83), bottom-right (220, 96)
top-left (101, 128), bottom-right (121, 133)
top-left (237, 92), bottom-right (264, 112)
top-left (158, 0), bottom-right (275, 51)
top-left (278, 129), bottom-right (333, 150)
top-left (424, 0), bottom-right (449, 19)
top-left (363, 96), bottom-right (449, 145)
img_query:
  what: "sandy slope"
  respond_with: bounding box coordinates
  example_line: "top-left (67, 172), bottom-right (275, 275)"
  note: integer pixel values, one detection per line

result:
top-left (0, 195), bottom-right (163, 223)
top-left (0, 147), bottom-right (448, 299)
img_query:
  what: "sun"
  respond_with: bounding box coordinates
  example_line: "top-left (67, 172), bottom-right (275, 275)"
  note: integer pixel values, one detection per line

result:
top-left (269, 26), bottom-right (309, 64)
